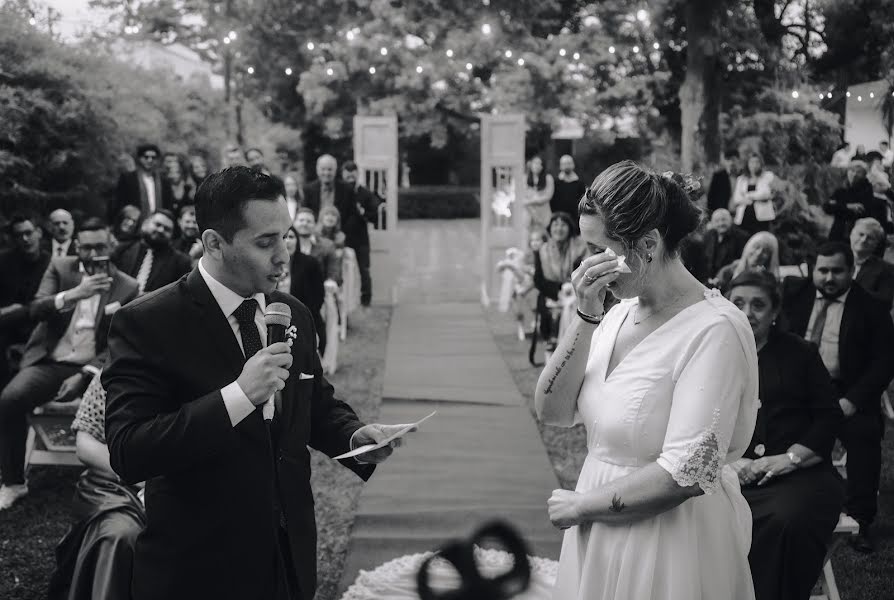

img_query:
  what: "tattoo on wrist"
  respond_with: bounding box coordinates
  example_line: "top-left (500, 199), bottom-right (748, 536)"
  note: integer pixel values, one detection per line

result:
top-left (609, 493), bottom-right (626, 513)
top-left (544, 331), bottom-right (580, 395)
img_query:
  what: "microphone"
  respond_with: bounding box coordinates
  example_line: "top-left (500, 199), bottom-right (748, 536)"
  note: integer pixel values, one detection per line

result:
top-left (263, 302), bottom-right (292, 420)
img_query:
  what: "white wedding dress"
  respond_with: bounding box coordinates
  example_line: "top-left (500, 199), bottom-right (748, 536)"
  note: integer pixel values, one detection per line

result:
top-left (552, 290), bottom-right (759, 600)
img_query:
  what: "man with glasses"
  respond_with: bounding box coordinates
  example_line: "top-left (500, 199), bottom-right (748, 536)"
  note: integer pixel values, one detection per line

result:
top-left (0, 218), bottom-right (139, 511)
top-left (110, 143), bottom-right (174, 225)
top-left (0, 214), bottom-right (51, 387)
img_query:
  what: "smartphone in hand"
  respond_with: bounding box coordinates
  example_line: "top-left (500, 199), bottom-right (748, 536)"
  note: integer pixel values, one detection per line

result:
top-left (84, 256), bottom-right (111, 276)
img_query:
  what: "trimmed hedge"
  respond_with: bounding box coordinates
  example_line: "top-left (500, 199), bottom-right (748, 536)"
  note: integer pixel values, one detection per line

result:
top-left (397, 186), bottom-right (480, 219)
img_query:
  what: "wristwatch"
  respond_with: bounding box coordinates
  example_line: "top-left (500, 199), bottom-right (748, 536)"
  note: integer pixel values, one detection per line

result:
top-left (786, 451), bottom-right (802, 467)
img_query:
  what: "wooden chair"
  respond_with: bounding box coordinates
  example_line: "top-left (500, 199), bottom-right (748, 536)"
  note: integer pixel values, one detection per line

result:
top-left (810, 513), bottom-right (859, 600)
top-left (24, 398), bottom-right (82, 469)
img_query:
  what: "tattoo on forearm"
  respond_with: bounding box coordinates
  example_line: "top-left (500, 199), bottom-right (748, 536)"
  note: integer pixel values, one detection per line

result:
top-left (544, 331), bottom-right (580, 395)
top-left (609, 493), bottom-right (626, 513)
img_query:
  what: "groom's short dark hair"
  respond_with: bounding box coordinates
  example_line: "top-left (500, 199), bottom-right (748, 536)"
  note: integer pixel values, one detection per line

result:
top-left (195, 166), bottom-right (284, 242)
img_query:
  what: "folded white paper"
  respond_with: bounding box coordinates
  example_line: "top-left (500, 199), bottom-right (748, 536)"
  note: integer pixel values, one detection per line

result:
top-left (333, 411), bottom-right (437, 460)
top-left (605, 248), bottom-right (632, 273)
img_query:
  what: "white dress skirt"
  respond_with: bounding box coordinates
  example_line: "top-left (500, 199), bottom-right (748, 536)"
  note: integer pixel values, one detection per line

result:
top-left (552, 290), bottom-right (760, 600)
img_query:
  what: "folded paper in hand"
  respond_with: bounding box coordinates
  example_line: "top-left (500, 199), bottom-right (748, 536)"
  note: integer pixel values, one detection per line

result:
top-left (605, 248), bottom-right (632, 274)
top-left (333, 411), bottom-right (437, 460)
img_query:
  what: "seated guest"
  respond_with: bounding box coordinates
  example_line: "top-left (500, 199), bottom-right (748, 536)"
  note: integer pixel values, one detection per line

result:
top-left (823, 160), bottom-right (886, 242)
top-left (533, 212), bottom-right (587, 347)
top-left (715, 230), bottom-right (780, 293)
top-left (850, 217), bottom-right (894, 305)
top-left (549, 155), bottom-right (586, 234)
top-left (728, 270), bottom-right (844, 600)
top-left (703, 208), bottom-right (750, 283)
top-left (47, 372), bottom-right (146, 600)
top-left (294, 208), bottom-right (341, 284)
top-left (112, 210), bottom-right (191, 294)
top-left (45, 209), bottom-right (78, 257)
top-left (0, 215), bottom-right (51, 386)
top-left (317, 205), bottom-right (348, 250)
top-left (172, 205), bottom-right (203, 266)
top-left (0, 219), bottom-right (139, 510)
top-left (279, 226), bottom-right (325, 352)
top-left (112, 206), bottom-right (141, 246)
top-left (781, 242), bottom-right (894, 552)
top-left (732, 153), bottom-right (775, 235)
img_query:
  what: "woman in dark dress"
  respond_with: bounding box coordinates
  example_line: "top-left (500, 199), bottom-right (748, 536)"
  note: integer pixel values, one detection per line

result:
top-left (279, 226), bottom-right (325, 349)
top-left (48, 372), bottom-right (146, 600)
top-left (727, 270), bottom-right (845, 600)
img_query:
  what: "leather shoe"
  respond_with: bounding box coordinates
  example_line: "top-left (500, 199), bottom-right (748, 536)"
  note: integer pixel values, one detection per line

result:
top-left (851, 524), bottom-right (875, 554)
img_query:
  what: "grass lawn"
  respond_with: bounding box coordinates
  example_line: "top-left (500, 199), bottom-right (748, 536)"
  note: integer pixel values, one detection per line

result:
top-left (484, 307), bottom-right (894, 600)
top-left (0, 306), bottom-right (392, 600)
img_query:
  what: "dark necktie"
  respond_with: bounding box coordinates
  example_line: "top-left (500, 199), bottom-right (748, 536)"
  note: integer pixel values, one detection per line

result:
top-left (233, 299), bottom-right (263, 360)
top-left (807, 297), bottom-right (834, 345)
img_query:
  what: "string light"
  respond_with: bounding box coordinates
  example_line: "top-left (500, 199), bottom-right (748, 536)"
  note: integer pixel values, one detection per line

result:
top-left (857, 95), bottom-right (862, 101)
top-left (846, 91), bottom-right (851, 97)
top-left (517, 58), bottom-right (525, 66)
top-left (446, 49), bottom-right (454, 57)
top-left (869, 92), bottom-right (875, 98)
top-left (28, 16), bottom-right (36, 25)
top-left (573, 52), bottom-right (580, 60)
top-left (284, 67), bottom-right (293, 75)
top-left (465, 62), bottom-right (473, 70)
top-left (632, 45), bottom-right (640, 53)
top-left (818, 93), bottom-right (824, 100)
top-left (416, 65), bottom-right (423, 73)
top-left (791, 90), bottom-right (799, 99)
top-left (229, 31), bottom-right (237, 40)
top-left (827, 92), bottom-right (832, 98)
top-left (307, 42), bottom-right (315, 50)
top-left (481, 23), bottom-right (492, 35)
top-left (609, 46), bottom-right (616, 54)
top-left (247, 66), bottom-right (254, 74)
top-left (326, 67), bottom-right (334, 76)
top-left (559, 48), bottom-right (566, 56)
top-left (369, 66), bottom-right (376, 74)
top-left (346, 31), bottom-right (354, 41)
top-left (636, 9), bottom-right (648, 22)
top-left (653, 42), bottom-right (660, 50)
top-left (223, 37), bottom-right (231, 44)
top-left (380, 47), bottom-right (388, 55)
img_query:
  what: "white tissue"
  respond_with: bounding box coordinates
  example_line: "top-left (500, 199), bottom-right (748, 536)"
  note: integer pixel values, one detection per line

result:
top-left (604, 248), bottom-right (632, 273)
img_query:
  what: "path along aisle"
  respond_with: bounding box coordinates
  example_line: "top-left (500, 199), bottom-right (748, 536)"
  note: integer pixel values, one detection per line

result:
top-left (338, 220), bottom-right (562, 595)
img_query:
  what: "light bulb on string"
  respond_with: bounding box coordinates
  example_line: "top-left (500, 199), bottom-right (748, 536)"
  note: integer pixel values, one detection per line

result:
top-left (285, 67), bottom-right (293, 75)
top-left (636, 9), bottom-right (648, 22)
top-left (517, 58), bottom-right (525, 66)
top-left (416, 65), bottom-right (423, 73)
top-left (819, 93), bottom-right (824, 100)
top-left (229, 31), bottom-right (237, 40)
top-left (29, 16), bottom-right (37, 25)
top-left (869, 92), bottom-right (875, 98)
top-left (369, 66), bottom-right (376, 74)
top-left (827, 92), bottom-right (832, 98)
top-left (653, 42), bottom-right (660, 50)
top-left (380, 47), bottom-right (388, 55)
top-left (505, 50), bottom-right (512, 58)
top-left (346, 31), bottom-right (354, 41)
top-left (223, 37), bottom-right (231, 44)
top-left (446, 49), bottom-right (454, 57)
top-left (326, 67), bottom-right (334, 76)
top-left (608, 46), bottom-right (616, 54)
top-left (791, 90), bottom-right (799, 99)
top-left (632, 45), bottom-right (640, 53)
top-left (465, 62), bottom-right (473, 70)
top-left (247, 66), bottom-right (254, 74)
top-left (846, 91), bottom-right (851, 97)
top-left (307, 42), bottom-right (315, 50)
top-left (857, 95), bottom-right (862, 101)
top-left (573, 52), bottom-right (580, 60)
top-left (559, 48), bottom-right (566, 56)
top-left (481, 23), bottom-right (492, 35)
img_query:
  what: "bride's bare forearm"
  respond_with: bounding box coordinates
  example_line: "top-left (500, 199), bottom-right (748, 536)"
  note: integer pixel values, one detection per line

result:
top-left (534, 318), bottom-right (596, 426)
top-left (577, 463), bottom-right (701, 525)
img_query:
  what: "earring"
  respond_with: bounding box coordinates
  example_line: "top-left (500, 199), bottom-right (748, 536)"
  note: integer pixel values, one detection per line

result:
top-left (646, 252), bottom-right (653, 263)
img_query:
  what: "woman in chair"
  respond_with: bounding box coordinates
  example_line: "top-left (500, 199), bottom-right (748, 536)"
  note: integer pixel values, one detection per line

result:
top-left (714, 230), bottom-right (780, 293)
top-left (48, 372), bottom-right (146, 600)
top-left (533, 212), bottom-right (587, 350)
top-left (728, 269), bottom-right (845, 600)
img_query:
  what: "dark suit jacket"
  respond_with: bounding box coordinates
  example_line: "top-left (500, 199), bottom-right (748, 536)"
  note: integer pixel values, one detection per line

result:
top-left (706, 168), bottom-right (733, 214)
top-left (112, 240), bottom-right (192, 293)
top-left (781, 277), bottom-right (894, 413)
top-left (289, 251), bottom-right (325, 318)
top-left (103, 269), bottom-right (374, 600)
top-left (0, 248), bottom-right (51, 336)
top-left (823, 179), bottom-right (886, 242)
top-left (354, 183), bottom-right (382, 226)
top-left (855, 255), bottom-right (894, 306)
top-left (303, 180), bottom-right (369, 249)
top-left (111, 170), bottom-right (174, 223)
top-left (41, 239), bottom-right (78, 257)
top-left (704, 227), bottom-right (749, 280)
top-left (23, 257), bottom-right (139, 371)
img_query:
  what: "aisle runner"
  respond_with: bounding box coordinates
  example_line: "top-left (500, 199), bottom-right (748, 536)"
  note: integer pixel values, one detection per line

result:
top-left (338, 301), bottom-right (562, 596)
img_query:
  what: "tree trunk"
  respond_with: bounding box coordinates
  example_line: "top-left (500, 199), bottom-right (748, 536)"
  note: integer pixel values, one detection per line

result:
top-left (678, 0), bottom-right (722, 173)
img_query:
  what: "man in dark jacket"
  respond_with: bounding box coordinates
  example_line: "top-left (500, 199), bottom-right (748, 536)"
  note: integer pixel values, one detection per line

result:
top-left (781, 242), bottom-right (894, 553)
top-left (112, 210), bottom-right (192, 295)
top-left (823, 160), bottom-right (887, 242)
top-left (110, 144), bottom-right (174, 225)
top-left (704, 208), bottom-right (750, 284)
top-left (341, 160), bottom-right (375, 306)
top-left (850, 217), bottom-right (894, 306)
top-left (706, 150), bottom-right (738, 214)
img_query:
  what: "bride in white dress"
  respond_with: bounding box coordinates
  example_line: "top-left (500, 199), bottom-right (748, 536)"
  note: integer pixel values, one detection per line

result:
top-left (535, 162), bottom-right (759, 600)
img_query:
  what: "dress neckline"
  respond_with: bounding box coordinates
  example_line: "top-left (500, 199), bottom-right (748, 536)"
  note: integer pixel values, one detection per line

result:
top-left (603, 290), bottom-right (717, 381)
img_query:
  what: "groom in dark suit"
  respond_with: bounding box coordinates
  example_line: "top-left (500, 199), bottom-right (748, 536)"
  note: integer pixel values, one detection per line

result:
top-left (103, 167), bottom-right (406, 600)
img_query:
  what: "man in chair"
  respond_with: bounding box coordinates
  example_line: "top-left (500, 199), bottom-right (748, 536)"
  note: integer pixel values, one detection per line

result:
top-left (0, 218), bottom-right (139, 510)
top-left (113, 209), bottom-right (192, 295)
top-left (781, 241), bottom-right (894, 553)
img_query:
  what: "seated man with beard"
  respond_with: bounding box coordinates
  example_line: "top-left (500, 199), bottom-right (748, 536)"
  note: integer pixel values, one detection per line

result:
top-left (173, 205), bottom-right (204, 267)
top-left (112, 210), bottom-right (192, 295)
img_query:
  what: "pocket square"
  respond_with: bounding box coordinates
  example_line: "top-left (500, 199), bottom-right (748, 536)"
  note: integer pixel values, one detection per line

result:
top-left (104, 301), bottom-right (122, 315)
top-left (298, 372), bottom-right (314, 380)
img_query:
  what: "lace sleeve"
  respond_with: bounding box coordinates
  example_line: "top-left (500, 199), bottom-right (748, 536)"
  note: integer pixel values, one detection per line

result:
top-left (71, 372), bottom-right (107, 444)
top-left (656, 319), bottom-right (752, 495)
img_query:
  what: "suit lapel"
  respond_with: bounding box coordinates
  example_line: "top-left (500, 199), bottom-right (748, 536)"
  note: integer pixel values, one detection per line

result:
top-left (839, 287), bottom-right (856, 375)
top-left (185, 269), bottom-right (246, 380)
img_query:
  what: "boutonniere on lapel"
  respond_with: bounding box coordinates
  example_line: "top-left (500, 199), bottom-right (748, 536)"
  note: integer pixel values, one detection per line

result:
top-left (285, 325), bottom-right (298, 346)
top-left (104, 301), bottom-right (122, 316)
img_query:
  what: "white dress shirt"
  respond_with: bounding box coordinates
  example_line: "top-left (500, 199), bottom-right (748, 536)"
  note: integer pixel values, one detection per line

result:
top-left (806, 288), bottom-right (850, 379)
top-left (198, 258), bottom-right (267, 426)
top-left (140, 171), bottom-right (157, 213)
top-left (286, 197), bottom-right (300, 222)
top-left (51, 263), bottom-right (100, 372)
top-left (52, 238), bottom-right (72, 257)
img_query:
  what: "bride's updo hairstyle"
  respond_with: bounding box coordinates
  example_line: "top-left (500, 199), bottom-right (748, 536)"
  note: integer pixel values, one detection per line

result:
top-left (578, 160), bottom-right (702, 260)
